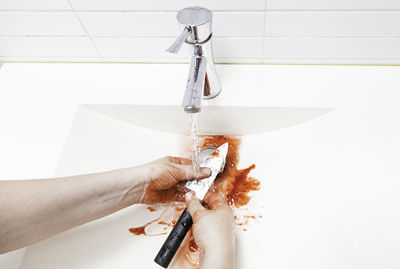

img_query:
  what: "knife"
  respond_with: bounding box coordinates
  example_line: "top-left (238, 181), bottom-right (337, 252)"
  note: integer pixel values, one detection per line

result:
top-left (154, 143), bottom-right (229, 268)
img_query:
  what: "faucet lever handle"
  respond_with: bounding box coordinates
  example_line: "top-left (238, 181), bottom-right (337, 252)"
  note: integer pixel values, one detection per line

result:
top-left (166, 26), bottom-right (191, 54)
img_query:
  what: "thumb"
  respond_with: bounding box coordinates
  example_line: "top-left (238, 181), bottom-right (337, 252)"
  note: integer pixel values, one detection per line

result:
top-left (182, 165), bottom-right (211, 180)
top-left (185, 192), bottom-right (205, 217)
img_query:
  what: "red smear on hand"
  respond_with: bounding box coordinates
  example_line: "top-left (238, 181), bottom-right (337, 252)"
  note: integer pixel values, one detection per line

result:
top-left (128, 135), bottom-right (261, 268)
top-left (188, 239), bottom-right (198, 252)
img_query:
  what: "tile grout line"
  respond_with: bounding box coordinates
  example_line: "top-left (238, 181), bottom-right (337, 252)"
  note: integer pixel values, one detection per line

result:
top-left (1, 58), bottom-right (400, 66)
top-left (261, 0), bottom-right (268, 63)
top-left (265, 9), bottom-right (400, 12)
top-left (66, 0), bottom-right (105, 62)
top-left (1, 55), bottom-right (399, 60)
top-left (0, 35), bottom-right (88, 37)
top-left (0, 56), bottom-right (102, 58)
top-left (0, 9), bottom-right (267, 13)
top-left (263, 36), bottom-right (400, 39)
top-left (0, 35), bottom-right (264, 39)
top-left (2, 9), bottom-right (400, 12)
top-left (2, 9), bottom-right (400, 13)
top-left (2, 35), bottom-right (400, 39)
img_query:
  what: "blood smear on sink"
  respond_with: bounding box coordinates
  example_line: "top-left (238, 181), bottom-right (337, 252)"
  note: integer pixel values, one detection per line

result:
top-left (128, 135), bottom-right (261, 269)
top-left (128, 203), bottom-right (185, 236)
top-left (201, 136), bottom-right (260, 208)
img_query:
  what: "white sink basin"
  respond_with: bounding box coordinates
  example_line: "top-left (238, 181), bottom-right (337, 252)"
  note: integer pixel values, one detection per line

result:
top-left (20, 103), bottom-right (400, 269)
top-left (83, 104), bottom-right (332, 135)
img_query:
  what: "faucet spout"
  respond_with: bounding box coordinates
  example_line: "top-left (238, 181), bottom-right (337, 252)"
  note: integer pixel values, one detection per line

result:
top-left (182, 53), bottom-right (207, 113)
top-left (166, 6), bottom-right (222, 114)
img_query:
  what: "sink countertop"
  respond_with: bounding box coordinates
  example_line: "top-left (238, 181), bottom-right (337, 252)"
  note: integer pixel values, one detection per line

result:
top-left (1, 62), bottom-right (399, 180)
top-left (1, 63), bottom-right (400, 268)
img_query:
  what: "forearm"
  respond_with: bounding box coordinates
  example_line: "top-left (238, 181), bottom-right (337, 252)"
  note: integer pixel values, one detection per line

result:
top-left (0, 167), bottom-right (145, 254)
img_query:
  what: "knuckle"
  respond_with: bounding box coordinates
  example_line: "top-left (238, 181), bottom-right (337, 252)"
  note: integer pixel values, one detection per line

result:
top-left (174, 166), bottom-right (187, 179)
top-left (192, 210), bottom-right (205, 221)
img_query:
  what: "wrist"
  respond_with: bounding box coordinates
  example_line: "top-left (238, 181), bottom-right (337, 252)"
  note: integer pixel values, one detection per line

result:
top-left (200, 233), bottom-right (235, 269)
top-left (201, 244), bottom-right (235, 269)
top-left (106, 166), bottom-right (147, 206)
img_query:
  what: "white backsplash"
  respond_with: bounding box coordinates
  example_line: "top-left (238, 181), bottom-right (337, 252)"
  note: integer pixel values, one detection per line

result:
top-left (0, 0), bottom-right (399, 64)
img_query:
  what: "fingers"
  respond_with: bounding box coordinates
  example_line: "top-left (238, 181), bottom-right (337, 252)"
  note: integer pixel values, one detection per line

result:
top-left (167, 156), bottom-right (192, 165)
top-left (203, 191), bottom-right (227, 210)
top-left (181, 165), bottom-right (211, 180)
top-left (175, 182), bottom-right (187, 192)
top-left (185, 192), bottom-right (205, 216)
top-left (167, 156), bottom-right (211, 179)
top-left (172, 191), bottom-right (186, 202)
top-left (166, 156), bottom-right (212, 180)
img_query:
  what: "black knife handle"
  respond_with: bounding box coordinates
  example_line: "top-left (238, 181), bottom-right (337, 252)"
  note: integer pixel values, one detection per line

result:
top-left (154, 208), bottom-right (193, 268)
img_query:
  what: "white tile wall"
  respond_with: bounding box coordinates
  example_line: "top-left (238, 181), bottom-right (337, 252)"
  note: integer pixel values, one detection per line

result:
top-left (93, 37), bottom-right (180, 59)
top-left (94, 37), bottom-right (262, 62)
top-left (78, 12), bottom-right (264, 37)
top-left (0, 56), bottom-right (104, 62)
top-left (213, 12), bottom-right (264, 37)
top-left (78, 12), bottom-right (177, 37)
top-left (266, 11), bottom-right (400, 37)
top-left (267, 0), bottom-right (400, 10)
top-left (263, 38), bottom-right (400, 63)
top-left (0, 12), bottom-right (85, 36)
top-left (0, 0), bottom-right (71, 11)
top-left (68, 0), bottom-right (266, 11)
top-left (0, 37), bottom-right (99, 57)
top-left (214, 38), bottom-right (263, 60)
top-left (0, 0), bottom-right (400, 64)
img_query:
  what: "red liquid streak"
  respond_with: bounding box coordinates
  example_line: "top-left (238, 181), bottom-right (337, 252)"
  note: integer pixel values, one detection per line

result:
top-left (129, 227), bottom-right (146, 235)
top-left (128, 203), bottom-right (185, 237)
top-left (128, 135), bottom-right (261, 268)
top-left (227, 165), bottom-right (260, 207)
top-left (210, 148), bottom-right (220, 157)
top-left (201, 136), bottom-right (260, 208)
top-left (188, 239), bottom-right (198, 252)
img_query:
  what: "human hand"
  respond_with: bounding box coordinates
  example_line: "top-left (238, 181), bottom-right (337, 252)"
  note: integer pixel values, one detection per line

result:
top-left (185, 191), bottom-right (235, 269)
top-left (137, 156), bottom-right (211, 204)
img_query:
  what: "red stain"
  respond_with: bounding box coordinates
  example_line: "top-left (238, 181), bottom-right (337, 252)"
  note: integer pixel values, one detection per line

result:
top-left (128, 203), bottom-right (185, 237)
top-left (128, 135), bottom-right (261, 268)
top-left (201, 136), bottom-right (260, 208)
top-left (226, 165), bottom-right (260, 207)
top-left (210, 148), bottom-right (220, 157)
top-left (188, 239), bottom-right (198, 252)
top-left (129, 226), bottom-right (146, 235)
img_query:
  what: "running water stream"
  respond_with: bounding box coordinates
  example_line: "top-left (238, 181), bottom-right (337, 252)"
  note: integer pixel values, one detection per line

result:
top-left (190, 114), bottom-right (200, 175)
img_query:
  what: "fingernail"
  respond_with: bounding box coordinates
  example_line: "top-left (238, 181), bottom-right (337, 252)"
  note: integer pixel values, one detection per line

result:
top-left (185, 192), bottom-right (193, 201)
top-left (201, 167), bottom-right (212, 176)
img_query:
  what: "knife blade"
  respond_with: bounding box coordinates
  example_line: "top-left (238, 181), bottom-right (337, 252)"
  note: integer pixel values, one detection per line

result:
top-left (185, 142), bottom-right (228, 201)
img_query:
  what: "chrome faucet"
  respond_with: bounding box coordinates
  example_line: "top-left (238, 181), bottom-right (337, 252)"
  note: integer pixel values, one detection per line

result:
top-left (167, 6), bottom-right (222, 113)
